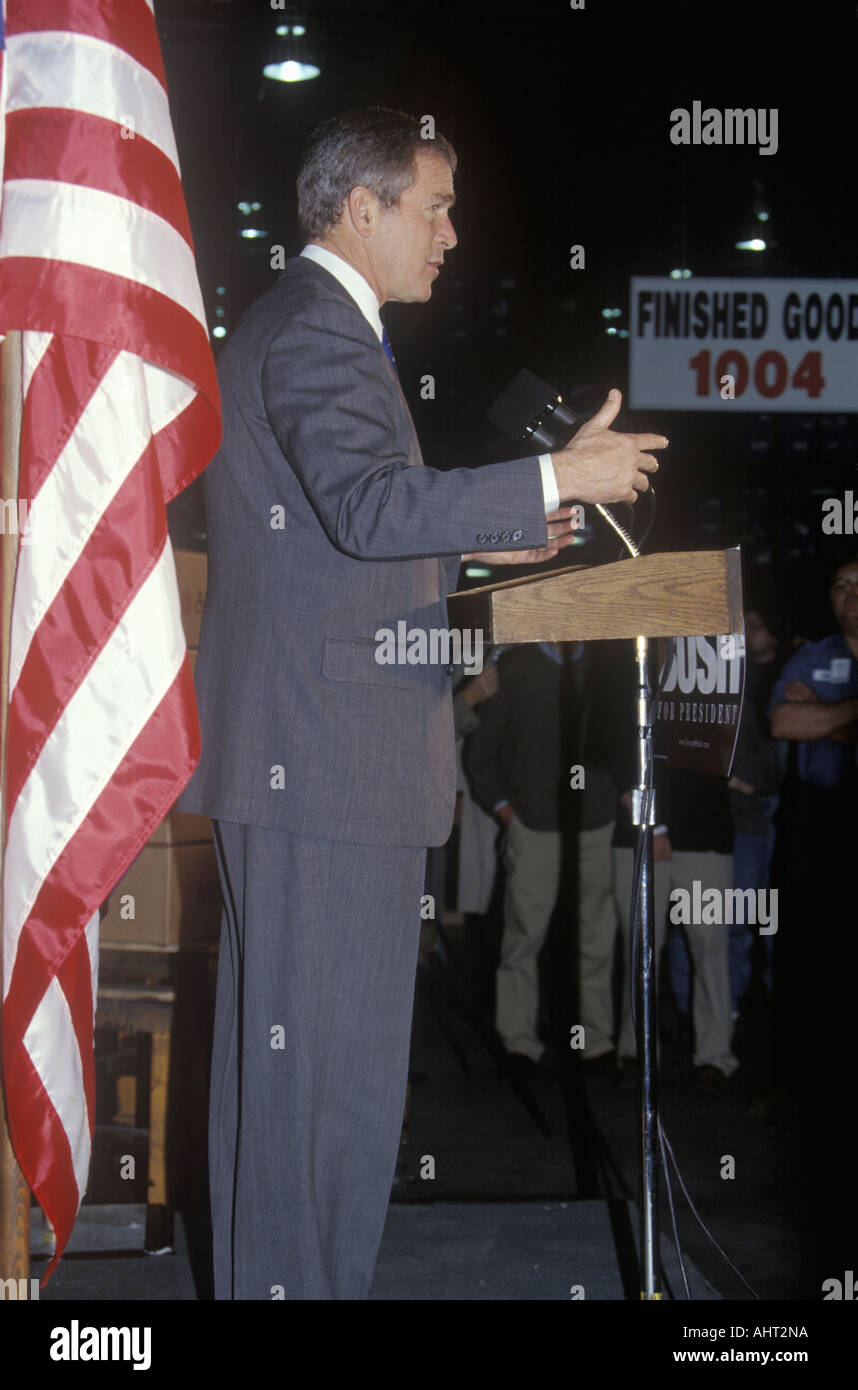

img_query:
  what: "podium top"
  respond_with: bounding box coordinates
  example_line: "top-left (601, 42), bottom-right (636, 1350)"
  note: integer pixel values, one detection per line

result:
top-left (447, 549), bottom-right (743, 643)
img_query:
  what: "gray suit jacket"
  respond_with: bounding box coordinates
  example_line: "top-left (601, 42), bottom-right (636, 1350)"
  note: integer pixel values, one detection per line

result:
top-left (178, 256), bottom-right (548, 846)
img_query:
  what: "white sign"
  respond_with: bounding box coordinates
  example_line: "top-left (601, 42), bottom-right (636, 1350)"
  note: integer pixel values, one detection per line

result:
top-left (629, 277), bottom-right (858, 412)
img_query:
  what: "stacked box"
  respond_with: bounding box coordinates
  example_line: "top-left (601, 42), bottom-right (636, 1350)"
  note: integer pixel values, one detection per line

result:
top-left (100, 548), bottom-right (219, 946)
top-left (100, 842), bottom-right (221, 948)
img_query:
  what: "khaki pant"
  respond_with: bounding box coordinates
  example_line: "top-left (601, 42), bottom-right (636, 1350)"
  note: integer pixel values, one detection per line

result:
top-left (495, 816), bottom-right (561, 1061)
top-left (614, 847), bottom-right (738, 1077)
top-left (578, 820), bottom-right (618, 1058)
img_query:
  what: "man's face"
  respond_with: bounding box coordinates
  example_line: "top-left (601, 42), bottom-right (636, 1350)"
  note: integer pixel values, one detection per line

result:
top-left (370, 151), bottom-right (457, 304)
top-left (745, 610), bottom-right (777, 660)
top-left (831, 562), bottom-right (858, 636)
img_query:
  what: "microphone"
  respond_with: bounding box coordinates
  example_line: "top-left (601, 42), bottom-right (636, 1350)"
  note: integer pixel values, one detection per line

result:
top-left (486, 368), bottom-right (653, 558)
top-left (486, 368), bottom-right (582, 451)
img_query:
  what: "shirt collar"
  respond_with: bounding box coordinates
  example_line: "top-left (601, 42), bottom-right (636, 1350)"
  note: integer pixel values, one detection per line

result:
top-left (300, 243), bottom-right (384, 342)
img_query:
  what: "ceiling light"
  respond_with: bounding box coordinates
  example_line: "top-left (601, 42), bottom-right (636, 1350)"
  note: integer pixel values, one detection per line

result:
top-left (263, 20), bottom-right (320, 83)
top-left (263, 59), bottom-right (320, 83)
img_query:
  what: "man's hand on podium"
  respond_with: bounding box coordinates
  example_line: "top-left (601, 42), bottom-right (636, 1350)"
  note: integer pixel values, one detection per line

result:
top-left (550, 389), bottom-right (668, 507)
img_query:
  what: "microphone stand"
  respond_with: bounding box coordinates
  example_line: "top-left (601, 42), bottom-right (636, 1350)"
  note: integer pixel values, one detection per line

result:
top-left (485, 369), bottom-right (662, 1299)
top-left (632, 635), bottom-right (660, 1299)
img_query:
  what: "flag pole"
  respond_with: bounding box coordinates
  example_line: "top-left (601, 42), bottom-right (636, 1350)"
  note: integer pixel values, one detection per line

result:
top-left (0, 329), bottom-right (31, 1291)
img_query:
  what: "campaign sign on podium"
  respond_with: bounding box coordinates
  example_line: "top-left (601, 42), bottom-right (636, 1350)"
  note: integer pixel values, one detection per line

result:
top-left (654, 633), bottom-right (746, 776)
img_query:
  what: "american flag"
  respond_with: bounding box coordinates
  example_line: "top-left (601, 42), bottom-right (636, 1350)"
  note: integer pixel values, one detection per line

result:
top-left (0, 0), bottom-right (220, 1279)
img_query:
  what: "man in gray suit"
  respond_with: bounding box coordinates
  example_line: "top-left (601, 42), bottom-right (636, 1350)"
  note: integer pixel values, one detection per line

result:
top-left (179, 107), bottom-right (666, 1299)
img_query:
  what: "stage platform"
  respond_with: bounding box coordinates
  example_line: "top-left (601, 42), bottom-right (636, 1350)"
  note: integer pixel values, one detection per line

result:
top-left (31, 1200), bottom-right (718, 1301)
top-left (372, 1197), bottom-right (720, 1300)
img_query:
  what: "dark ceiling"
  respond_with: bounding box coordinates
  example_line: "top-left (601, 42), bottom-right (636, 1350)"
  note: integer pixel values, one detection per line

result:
top-left (157, 0), bottom-right (858, 628)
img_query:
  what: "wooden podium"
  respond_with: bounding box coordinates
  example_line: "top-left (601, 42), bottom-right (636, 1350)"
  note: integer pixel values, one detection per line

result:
top-left (447, 548), bottom-right (743, 644)
top-left (448, 548), bottom-right (743, 1300)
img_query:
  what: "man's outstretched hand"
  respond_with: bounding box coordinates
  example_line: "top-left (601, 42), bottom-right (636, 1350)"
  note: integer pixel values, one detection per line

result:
top-left (462, 389), bottom-right (665, 566)
top-left (551, 388), bottom-right (667, 506)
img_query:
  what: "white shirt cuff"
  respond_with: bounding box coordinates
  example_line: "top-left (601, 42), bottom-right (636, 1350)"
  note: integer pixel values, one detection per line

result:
top-left (538, 454), bottom-right (559, 515)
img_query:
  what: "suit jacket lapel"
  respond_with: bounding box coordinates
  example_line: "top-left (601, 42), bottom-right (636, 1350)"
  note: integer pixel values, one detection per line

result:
top-left (288, 257), bottom-right (423, 466)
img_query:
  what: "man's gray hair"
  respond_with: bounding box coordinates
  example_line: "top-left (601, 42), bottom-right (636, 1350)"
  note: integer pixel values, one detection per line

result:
top-left (297, 107), bottom-right (456, 241)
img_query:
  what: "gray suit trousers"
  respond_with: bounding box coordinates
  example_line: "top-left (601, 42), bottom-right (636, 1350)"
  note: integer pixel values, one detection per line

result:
top-left (210, 820), bottom-right (426, 1299)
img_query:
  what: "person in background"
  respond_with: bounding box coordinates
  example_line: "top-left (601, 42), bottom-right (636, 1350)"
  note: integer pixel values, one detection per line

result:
top-left (452, 659), bottom-right (504, 1008)
top-left (726, 604), bottom-right (786, 1010)
top-left (765, 556), bottom-right (858, 1282)
top-left (607, 642), bottom-right (737, 1095)
top-left (668, 602), bottom-right (786, 1019)
top-left (464, 642), bottom-right (567, 1079)
top-left (571, 643), bottom-right (619, 1067)
top-left (425, 660), bottom-right (501, 921)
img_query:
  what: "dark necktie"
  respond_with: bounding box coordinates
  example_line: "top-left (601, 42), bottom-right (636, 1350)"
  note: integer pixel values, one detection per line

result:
top-left (381, 326), bottom-right (398, 375)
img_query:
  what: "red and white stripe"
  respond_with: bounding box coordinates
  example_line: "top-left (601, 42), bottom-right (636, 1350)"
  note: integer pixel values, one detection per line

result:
top-left (0, 0), bottom-right (220, 1279)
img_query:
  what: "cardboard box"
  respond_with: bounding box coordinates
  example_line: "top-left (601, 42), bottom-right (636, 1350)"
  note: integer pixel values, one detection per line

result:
top-left (174, 549), bottom-right (207, 648)
top-left (100, 843), bottom-right (222, 948)
top-left (149, 808), bottom-right (212, 846)
top-left (149, 646), bottom-right (209, 843)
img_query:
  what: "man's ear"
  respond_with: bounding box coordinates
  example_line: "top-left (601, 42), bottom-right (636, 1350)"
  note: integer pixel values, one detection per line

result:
top-left (346, 185), bottom-right (378, 240)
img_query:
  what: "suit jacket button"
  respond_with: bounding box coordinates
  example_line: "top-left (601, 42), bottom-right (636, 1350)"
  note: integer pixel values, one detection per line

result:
top-left (445, 664), bottom-right (455, 675)
top-left (489, 532), bottom-right (499, 544)
top-left (476, 532), bottom-right (488, 545)
top-left (512, 529), bottom-right (523, 541)
top-left (500, 530), bottom-right (511, 542)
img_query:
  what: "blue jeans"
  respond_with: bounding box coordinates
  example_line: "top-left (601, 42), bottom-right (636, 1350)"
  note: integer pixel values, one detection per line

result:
top-left (669, 796), bottom-right (778, 1014)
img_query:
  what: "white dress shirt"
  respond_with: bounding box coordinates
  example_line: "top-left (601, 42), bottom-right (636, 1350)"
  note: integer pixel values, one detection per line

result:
top-left (300, 244), bottom-right (559, 515)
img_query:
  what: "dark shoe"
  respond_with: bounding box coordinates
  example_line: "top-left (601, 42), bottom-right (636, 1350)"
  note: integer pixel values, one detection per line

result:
top-left (580, 1048), bottom-right (616, 1076)
top-left (504, 1052), bottom-right (539, 1084)
top-left (535, 1047), bottom-right (561, 1079)
top-left (618, 1055), bottom-right (638, 1093)
top-left (748, 1087), bottom-right (791, 1117)
top-left (694, 1064), bottom-right (727, 1093)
